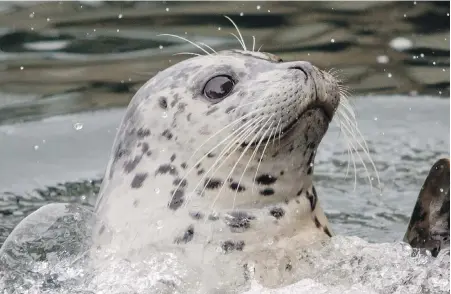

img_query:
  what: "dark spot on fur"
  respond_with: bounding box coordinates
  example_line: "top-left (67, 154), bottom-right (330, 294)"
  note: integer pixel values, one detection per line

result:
top-left (314, 216), bottom-right (321, 228)
top-left (156, 164), bottom-right (178, 176)
top-left (288, 145), bottom-right (294, 153)
top-left (221, 240), bottom-right (245, 253)
top-left (206, 106), bottom-right (218, 116)
top-left (133, 199), bottom-right (139, 207)
top-left (137, 128), bottom-right (151, 138)
top-left (124, 156), bottom-right (142, 173)
top-left (168, 189), bottom-right (184, 210)
top-left (256, 174), bottom-right (277, 185)
top-left (207, 152), bottom-right (215, 158)
top-left (269, 207), bottom-right (285, 219)
top-left (170, 154), bottom-right (176, 162)
top-left (98, 225), bottom-right (105, 236)
top-left (195, 163), bottom-right (201, 169)
top-left (280, 170), bottom-right (285, 176)
top-left (230, 182), bottom-right (245, 192)
top-left (173, 178), bottom-right (187, 188)
top-left (225, 106), bottom-right (236, 114)
top-left (162, 129), bottom-right (173, 140)
top-left (181, 162), bottom-right (187, 169)
top-left (131, 173), bottom-right (148, 188)
top-left (187, 113), bottom-right (192, 121)
top-left (225, 211), bottom-right (255, 232)
top-left (141, 142), bottom-right (149, 153)
top-left (307, 166), bottom-right (313, 175)
top-left (260, 188), bottom-right (275, 196)
top-left (174, 225), bottom-right (194, 244)
top-left (208, 214), bottom-right (219, 221)
top-left (189, 212), bottom-right (204, 220)
top-left (146, 151), bottom-right (152, 156)
top-left (296, 188), bottom-right (303, 196)
top-left (197, 169), bottom-right (205, 175)
top-left (307, 187), bottom-right (317, 211)
top-left (285, 263), bottom-right (292, 271)
top-left (324, 227), bottom-right (332, 237)
top-left (204, 178), bottom-right (222, 189)
top-left (159, 97), bottom-right (168, 109)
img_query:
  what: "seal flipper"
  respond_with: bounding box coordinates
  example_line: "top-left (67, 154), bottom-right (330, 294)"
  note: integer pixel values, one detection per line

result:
top-left (403, 158), bottom-right (450, 257)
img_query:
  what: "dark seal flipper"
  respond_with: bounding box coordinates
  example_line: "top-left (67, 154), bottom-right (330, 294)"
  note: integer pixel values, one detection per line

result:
top-left (403, 158), bottom-right (450, 257)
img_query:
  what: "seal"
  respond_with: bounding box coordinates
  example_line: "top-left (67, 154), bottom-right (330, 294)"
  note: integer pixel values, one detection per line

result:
top-left (404, 158), bottom-right (450, 257)
top-left (93, 47), bottom-right (341, 288)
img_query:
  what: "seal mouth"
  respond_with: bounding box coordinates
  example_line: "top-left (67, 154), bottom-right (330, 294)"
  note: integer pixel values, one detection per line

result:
top-left (242, 101), bottom-right (334, 148)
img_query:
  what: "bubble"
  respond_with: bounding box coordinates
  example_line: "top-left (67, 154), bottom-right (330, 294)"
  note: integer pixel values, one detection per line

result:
top-left (34, 145), bottom-right (39, 150)
top-left (440, 188), bottom-right (444, 193)
top-left (165, 7), bottom-right (169, 11)
top-left (331, 39), bottom-right (335, 43)
top-left (420, 53), bottom-right (424, 58)
top-left (433, 61), bottom-right (436, 65)
top-left (20, 66), bottom-right (24, 70)
top-left (374, 117), bottom-right (378, 121)
top-left (73, 123), bottom-right (83, 130)
top-left (376, 55), bottom-right (389, 64)
top-left (387, 73), bottom-right (392, 78)
top-left (117, 29), bottom-right (120, 32)
top-left (403, 14), bottom-right (407, 17)
top-left (218, 27), bottom-right (221, 30)
top-left (256, 5), bottom-right (261, 9)
top-left (118, 14), bottom-right (123, 19)
top-left (46, 17), bottom-right (51, 22)
top-left (389, 37), bottom-right (413, 51)
top-left (240, 12), bottom-right (244, 16)
top-left (159, 45), bottom-right (163, 49)
top-left (268, 9), bottom-right (271, 12)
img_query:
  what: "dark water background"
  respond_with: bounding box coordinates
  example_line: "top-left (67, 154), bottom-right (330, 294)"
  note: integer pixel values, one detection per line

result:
top-left (0, 1), bottom-right (449, 246)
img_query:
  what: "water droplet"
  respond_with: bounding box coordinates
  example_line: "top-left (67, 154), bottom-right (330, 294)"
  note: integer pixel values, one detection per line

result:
top-left (116, 29), bottom-right (120, 32)
top-left (256, 5), bottom-right (261, 9)
top-left (29, 12), bottom-right (35, 18)
top-left (268, 9), bottom-right (271, 12)
top-left (374, 117), bottom-right (378, 121)
top-left (420, 53), bottom-right (424, 58)
top-left (403, 14), bottom-right (407, 17)
top-left (31, 27), bottom-right (34, 31)
top-left (440, 188), bottom-right (444, 193)
top-left (166, 7), bottom-right (169, 12)
top-left (442, 68), bottom-right (446, 72)
top-left (439, 91), bottom-right (442, 95)
top-left (376, 55), bottom-right (389, 64)
top-left (155, 188), bottom-right (160, 194)
top-left (46, 17), bottom-right (51, 22)
top-left (34, 145), bottom-right (39, 150)
top-left (413, 1), bottom-right (416, 4)
top-left (447, 13), bottom-right (450, 16)
top-left (74, 123), bottom-right (83, 130)
top-left (218, 27), bottom-right (221, 31)
top-left (118, 14), bottom-right (123, 19)
top-left (162, 112), bottom-right (168, 118)
top-left (309, 163), bottom-right (314, 167)
top-left (387, 73), bottom-right (392, 78)
top-left (240, 12), bottom-right (244, 16)
top-left (42, 139), bottom-right (46, 143)
top-left (433, 61), bottom-right (436, 65)
top-left (159, 45), bottom-right (163, 49)
top-left (389, 37), bottom-right (413, 51)
top-left (331, 39), bottom-right (335, 43)
top-left (20, 66), bottom-right (24, 70)
top-left (93, 29), bottom-right (96, 32)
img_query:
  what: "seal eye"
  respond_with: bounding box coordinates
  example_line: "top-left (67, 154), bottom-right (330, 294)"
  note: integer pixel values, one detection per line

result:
top-left (203, 75), bottom-right (235, 102)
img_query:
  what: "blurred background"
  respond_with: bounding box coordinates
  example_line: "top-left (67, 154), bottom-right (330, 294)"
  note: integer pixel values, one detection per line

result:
top-left (0, 1), bottom-right (449, 246)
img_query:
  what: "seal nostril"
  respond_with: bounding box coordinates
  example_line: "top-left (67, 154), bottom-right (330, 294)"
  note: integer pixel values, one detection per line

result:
top-left (289, 66), bottom-right (308, 82)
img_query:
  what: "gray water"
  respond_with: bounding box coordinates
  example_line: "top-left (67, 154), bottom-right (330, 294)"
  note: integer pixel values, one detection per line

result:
top-left (0, 1), bottom-right (449, 293)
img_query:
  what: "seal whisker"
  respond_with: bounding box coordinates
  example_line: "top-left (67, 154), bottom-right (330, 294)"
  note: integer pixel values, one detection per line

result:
top-left (338, 119), bottom-right (358, 190)
top-left (257, 44), bottom-right (263, 52)
top-left (197, 42), bottom-right (217, 54)
top-left (229, 32), bottom-right (246, 51)
top-left (224, 15), bottom-right (247, 51)
top-left (252, 36), bottom-right (256, 52)
top-left (205, 117), bottom-right (266, 210)
top-left (188, 117), bottom-right (265, 205)
top-left (173, 52), bottom-right (202, 57)
top-left (340, 118), bottom-right (375, 192)
top-left (233, 116), bottom-right (274, 209)
top-left (157, 33), bottom-right (210, 55)
top-left (337, 106), bottom-right (381, 190)
top-left (335, 113), bottom-right (355, 181)
top-left (252, 127), bottom-right (277, 193)
top-left (173, 115), bottom-right (259, 206)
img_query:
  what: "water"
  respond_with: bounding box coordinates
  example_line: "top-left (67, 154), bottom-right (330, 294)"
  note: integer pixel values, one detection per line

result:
top-left (0, 1), bottom-right (449, 293)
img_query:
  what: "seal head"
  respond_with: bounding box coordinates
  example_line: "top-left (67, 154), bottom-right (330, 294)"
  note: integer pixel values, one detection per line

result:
top-left (94, 49), bottom-right (340, 258)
